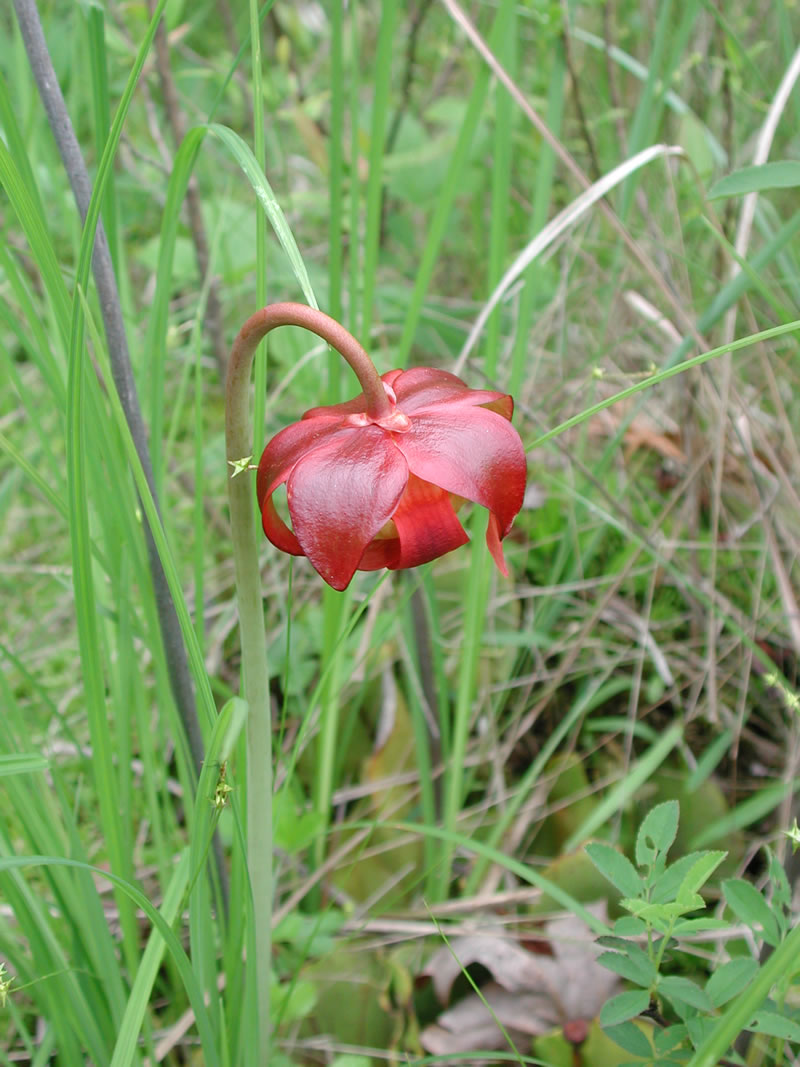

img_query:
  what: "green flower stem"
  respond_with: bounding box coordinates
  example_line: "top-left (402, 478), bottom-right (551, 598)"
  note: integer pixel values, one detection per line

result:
top-left (230, 302), bottom-right (392, 422)
top-left (225, 302), bottom-right (387, 1059)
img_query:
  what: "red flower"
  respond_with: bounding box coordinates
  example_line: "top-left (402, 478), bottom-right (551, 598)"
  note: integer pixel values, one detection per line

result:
top-left (256, 367), bottom-right (526, 590)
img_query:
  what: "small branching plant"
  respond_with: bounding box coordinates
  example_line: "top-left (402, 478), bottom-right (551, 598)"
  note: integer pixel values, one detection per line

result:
top-left (587, 801), bottom-right (800, 1066)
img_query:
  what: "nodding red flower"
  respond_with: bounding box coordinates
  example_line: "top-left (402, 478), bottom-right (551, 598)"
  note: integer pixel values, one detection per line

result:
top-left (256, 367), bottom-right (527, 590)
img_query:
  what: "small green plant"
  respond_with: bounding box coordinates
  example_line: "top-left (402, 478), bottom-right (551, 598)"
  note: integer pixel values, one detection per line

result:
top-left (586, 800), bottom-right (800, 1065)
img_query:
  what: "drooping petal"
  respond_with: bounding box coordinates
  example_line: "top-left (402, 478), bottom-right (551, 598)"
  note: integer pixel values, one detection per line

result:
top-left (256, 415), bottom-right (344, 502)
top-left (261, 494), bottom-right (304, 556)
top-left (390, 475), bottom-right (469, 569)
top-left (485, 511), bottom-right (508, 576)
top-left (391, 367), bottom-right (512, 415)
top-left (287, 425), bottom-right (409, 590)
top-left (394, 406), bottom-right (526, 535)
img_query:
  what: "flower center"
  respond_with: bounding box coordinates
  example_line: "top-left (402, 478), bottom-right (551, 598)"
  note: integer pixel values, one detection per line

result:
top-left (345, 407), bottom-right (411, 433)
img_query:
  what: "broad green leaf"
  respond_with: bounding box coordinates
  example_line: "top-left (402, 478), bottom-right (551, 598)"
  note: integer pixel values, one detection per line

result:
top-left (603, 1020), bottom-right (653, 1058)
top-left (636, 801), bottom-right (680, 867)
top-left (600, 989), bottom-right (651, 1027)
top-left (613, 916), bottom-right (648, 937)
top-left (688, 923), bottom-right (800, 1066)
top-left (652, 851), bottom-right (715, 904)
top-left (723, 879), bottom-right (780, 946)
top-left (705, 958), bottom-right (759, 1008)
top-left (585, 842), bottom-right (643, 897)
top-left (597, 949), bottom-right (655, 987)
top-left (658, 976), bottom-right (713, 1012)
top-left (677, 851), bottom-right (727, 899)
top-left (708, 160), bottom-right (800, 200)
top-left (671, 918), bottom-right (730, 936)
top-left (654, 1023), bottom-right (688, 1053)
top-left (747, 1010), bottom-right (800, 1041)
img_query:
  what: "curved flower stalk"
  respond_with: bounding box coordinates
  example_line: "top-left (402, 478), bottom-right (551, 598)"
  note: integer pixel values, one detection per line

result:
top-left (256, 355), bottom-right (527, 591)
top-left (225, 302), bottom-right (525, 1056)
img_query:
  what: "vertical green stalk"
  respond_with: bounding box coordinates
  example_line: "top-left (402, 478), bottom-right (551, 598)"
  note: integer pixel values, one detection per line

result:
top-left (484, 3), bottom-right (515, 380)
top-left (361, 0), bottom-right (398, 340)
top-left (396, 0), bottom-right (514, 366)
top-left (510, 42), bottom-right (564, 395)
top-left (226, 331), bottom-right (272, 1066)
top-left (249, 0), bottom-right (268, 453)
top-left (436, 522), bottom-right (492, 899)
top-left (328, 0), bottom-right (344, 349)
top-left (348, 0), bottom-right (361, 337)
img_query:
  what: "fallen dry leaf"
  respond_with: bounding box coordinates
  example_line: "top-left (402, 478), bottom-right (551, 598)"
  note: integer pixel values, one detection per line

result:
top-left (421, 904), bottom-right (619, 1055)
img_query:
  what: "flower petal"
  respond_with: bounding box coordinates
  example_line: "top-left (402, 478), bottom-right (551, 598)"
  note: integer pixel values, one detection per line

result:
top-left (302, 371), bottom-right (405, 420)
top-left (391, 367), bottom-right (512, 415)
top-left (287, 426), bottom-right (409, 590)
top-left (485, 511), bottom-right (508, 576)
top-left (261, 493), bottom-right (304, 556)
top-left (395, 406), bottom-right (526, 535)
top-left (390, 475), bottom-right (469, 569)
top-left (256, 415), bottom-right (344, 502)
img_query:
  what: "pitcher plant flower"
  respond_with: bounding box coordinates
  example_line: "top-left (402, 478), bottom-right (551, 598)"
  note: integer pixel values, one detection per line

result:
top-left (225, 302), bottom-right (525, 1058)
top-left (256, 365), bottom-right (527, 590)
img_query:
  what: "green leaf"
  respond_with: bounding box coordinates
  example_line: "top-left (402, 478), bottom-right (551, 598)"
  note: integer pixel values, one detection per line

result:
top-left (597, 949), bottom-right (656, 987)
top-left (207, 123), bottom-right (318, 308)
top-left (614, 916), bottom-right (648, 937)
top-left (585, 842), bottom-right (643, 897)
top-left (652, 852), bottom-right (715, 904)
top-left (603, 1020), bottom-right (654, 1058)
top-left (722, 879), bottom-right (780, 946)
top-left (636, 801), bottom-right (680, 867)
top-left (677, 851), bottom-right (727, 900)
top-left (658, 976), bottom-right (713, 1012)
top-left (654, 1023), bottom-right (688, 1053)
top-left (600, 989), bottom-right (651, 1027)
top-left (705, 958), bottom-right (759, 1008)
top-left (747, 1010), bottom-right (800, 1041)
top-left (0, 753), bottom-right (48, 777)
top-left (671, 918), bottom-right (730, 936)
top-left (623, 898), bottom-right (701, 924)
top-left (708, 161), bottom-right (800, 200)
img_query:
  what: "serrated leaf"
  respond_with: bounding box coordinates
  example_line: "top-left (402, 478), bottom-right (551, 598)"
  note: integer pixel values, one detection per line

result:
top-left (613, 916), bottom-right (648, 937)
top-left (674, 890), bottom-right (706, 913)
top-left (748, 1010), bottom-right (800, 1041)
top-left (603, 1020), bottom-right (654, 1057)
top-left (650, 851), bottom-right (705, 904)
top-left (676, 851), bottom-right (727, 899)
top-left (654, 1023), bottom-right (688, 1053)
top-left (624, 899), bottom-right (699, 924)
top-left (597, 949), bottom-right (656, 987)
top-left (671, 917), bottom-right (730, 936)
top-left (636, 801), bottom-right (680, 867)
top-left (707, 160), bottom-right (800, 200)
top-left (705, 958), bottom-right (759, 1007)
top-left (600, 989), bottom-right (651, 1027)
top-left (658, 975), bottom-right (713, 1012)
top-left (597, 935), bottom-right (633, 951)
top-left (585, 842), bottom-right (643, 897)
top-left (723, 878), bottom-right (780, 946)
